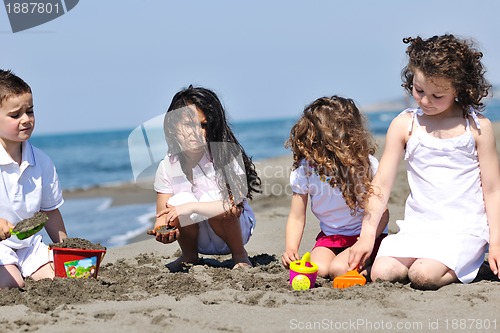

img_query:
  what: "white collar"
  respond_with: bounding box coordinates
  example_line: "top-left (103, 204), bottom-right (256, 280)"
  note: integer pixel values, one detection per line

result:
top-left (0, 141), bottom-right (35, 166)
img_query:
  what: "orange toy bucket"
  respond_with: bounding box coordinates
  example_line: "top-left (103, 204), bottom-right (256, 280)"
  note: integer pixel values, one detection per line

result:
top-left (289, 252), bottom-right (318, 290)
top-left (52, 247), bottom-right (106, 279)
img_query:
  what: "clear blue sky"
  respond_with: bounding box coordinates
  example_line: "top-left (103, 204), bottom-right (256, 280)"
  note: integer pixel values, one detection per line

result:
top-left (2, 0), bottom-right (500, 134)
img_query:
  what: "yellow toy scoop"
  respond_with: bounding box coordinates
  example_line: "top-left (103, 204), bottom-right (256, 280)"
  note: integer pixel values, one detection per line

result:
top-left (10, 212), bottom-right (48, 240)
top-left (333, 269), bottom-right (366, 289)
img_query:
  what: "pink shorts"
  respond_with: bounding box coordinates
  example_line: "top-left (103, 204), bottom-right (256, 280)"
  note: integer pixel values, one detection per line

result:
top-left (313, 232), bottom-right (387, 263)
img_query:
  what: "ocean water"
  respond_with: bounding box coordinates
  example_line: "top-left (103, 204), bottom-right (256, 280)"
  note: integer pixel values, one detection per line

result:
top-left (30, 105), bottom-right (500, 247)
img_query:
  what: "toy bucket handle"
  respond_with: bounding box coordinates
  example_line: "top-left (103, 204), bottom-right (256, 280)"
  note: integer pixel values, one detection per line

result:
top-left (301, 252), bottom-right (311, 265)
top-left (100, 250), bottom-right (106, 263)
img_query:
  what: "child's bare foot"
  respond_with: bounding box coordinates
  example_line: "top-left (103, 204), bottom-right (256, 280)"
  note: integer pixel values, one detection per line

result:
top-left (166, 255), bottom-right (200, 273)
top-left (231, 252), bottom-right (253, 270)
top-left (232, 261), bottom-right (252, 270)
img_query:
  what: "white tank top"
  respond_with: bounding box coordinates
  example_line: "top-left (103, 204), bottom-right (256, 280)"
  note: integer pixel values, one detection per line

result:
top-left (400, 108), bottom-right (489, 241)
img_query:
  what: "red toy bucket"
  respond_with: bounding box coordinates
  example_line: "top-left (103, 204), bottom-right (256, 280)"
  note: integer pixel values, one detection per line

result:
top-left (52, 247), bottom-right (106, 278)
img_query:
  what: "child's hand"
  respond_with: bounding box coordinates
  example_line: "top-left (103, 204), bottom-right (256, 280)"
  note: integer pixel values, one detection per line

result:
top-left (147, 224), bottom-right (180, 244)
top-left (281, 250), bottom-right (300, 268)
top-left (488, 245), bottom-right (500, 278)
top-left (0, 218), bottom-right (14, 240)
top-left (348, 236), bottom-right (374, 271)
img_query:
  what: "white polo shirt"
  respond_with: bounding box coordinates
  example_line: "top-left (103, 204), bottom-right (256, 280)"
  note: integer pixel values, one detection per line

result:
top-left (0, 141), bottom-right (64, 249)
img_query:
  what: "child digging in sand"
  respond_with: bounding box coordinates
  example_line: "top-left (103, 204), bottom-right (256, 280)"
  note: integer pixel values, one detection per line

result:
top-left (148, 85), bottom-right (261, 271)
top-left (349, 34), bottom-right (500, 290)
top-left (281, 96), bottom-right (389, 280)
top-left (0, 69), bottom-right (68, 288)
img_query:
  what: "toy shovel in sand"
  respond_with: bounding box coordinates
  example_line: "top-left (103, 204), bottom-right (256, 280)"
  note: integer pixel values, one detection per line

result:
top-left (10, 212), bottom-right (48, 240)
top-left (333, 269), bottom-right (366, 289)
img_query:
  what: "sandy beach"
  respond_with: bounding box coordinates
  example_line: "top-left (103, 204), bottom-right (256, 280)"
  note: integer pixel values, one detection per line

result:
top-left (1, 125), bottom-right (500, 333)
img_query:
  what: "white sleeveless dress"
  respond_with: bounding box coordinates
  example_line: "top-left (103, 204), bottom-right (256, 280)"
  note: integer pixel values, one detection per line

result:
top-left (376, 108), bottom-right (489, 283)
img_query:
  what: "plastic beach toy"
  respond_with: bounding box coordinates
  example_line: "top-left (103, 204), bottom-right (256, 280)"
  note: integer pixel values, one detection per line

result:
top-left (289, 252), bottom-right (318, 290)
top-left (10, 212), bottom-right (48, 240)
top-left (333, 269), bottom-right (366, 288)
top-left (51, 247), bottom-right (107, 279)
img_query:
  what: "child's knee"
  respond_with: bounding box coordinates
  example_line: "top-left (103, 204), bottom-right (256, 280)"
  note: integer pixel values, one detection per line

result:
top-left (408, 272), bottom-right (440, 290)
top-left (408, 265), bottom-right (442, 290)
top-left (0, 280), bottom-right (25, 289)
top-left (328, 259), bottom-right (349, 279)
top-left (370, 258), bottom-right (407, 283)
top-left (370, 262), bottom-right (386, 281)
top-left (316, 264), bottom-right (330, 278)
top-left (0, 272), bottom-right (25, 289)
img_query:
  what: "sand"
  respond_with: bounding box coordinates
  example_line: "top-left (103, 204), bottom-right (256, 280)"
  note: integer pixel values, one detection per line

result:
top-left (1, 125), bottom-right (500, 333)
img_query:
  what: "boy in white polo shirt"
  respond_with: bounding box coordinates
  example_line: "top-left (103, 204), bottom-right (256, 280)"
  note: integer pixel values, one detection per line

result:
top-left (0, 69), bottom-right (68, 288)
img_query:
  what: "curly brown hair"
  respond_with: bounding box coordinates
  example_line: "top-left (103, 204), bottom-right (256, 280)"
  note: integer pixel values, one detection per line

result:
top-left (285, 96), bottom-right (376, 214)
top-left (401, 34), bottom-right (491, 114)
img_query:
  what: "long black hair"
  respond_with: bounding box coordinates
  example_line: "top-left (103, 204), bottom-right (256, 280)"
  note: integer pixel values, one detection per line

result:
top-left (164, 85), bottom-right (261, 206)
